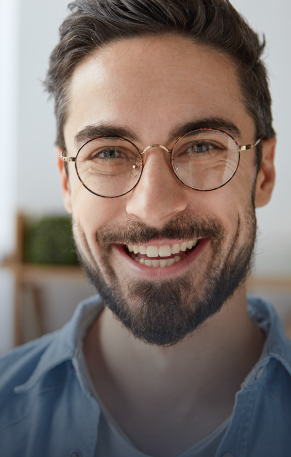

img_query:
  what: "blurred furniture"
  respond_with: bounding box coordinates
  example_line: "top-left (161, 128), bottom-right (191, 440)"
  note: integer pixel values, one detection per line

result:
top-left (2, 214), bottom-right (90, 346)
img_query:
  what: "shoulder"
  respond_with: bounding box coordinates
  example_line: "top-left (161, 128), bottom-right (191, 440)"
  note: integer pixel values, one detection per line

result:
top-left (0, 293), bottom-right (103, 397)
top-left (0, 328), bottom-right (79, 438)
top-left (0, 332), bottom-right (60, 399)
top-left (0, 332), bottom-right (91, 456)
top-left (246, 295), bottom-right (291, 406)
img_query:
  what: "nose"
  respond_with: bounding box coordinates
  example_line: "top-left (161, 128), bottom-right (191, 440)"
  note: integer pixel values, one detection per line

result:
top-left (126, 146), bottom-right (188, 227)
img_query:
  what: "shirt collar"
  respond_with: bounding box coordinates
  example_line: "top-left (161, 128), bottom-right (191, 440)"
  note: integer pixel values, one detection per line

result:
top-left (15, 294), bottom-right (291, 392)
top-left (242, 295), bottom-right (291, 387)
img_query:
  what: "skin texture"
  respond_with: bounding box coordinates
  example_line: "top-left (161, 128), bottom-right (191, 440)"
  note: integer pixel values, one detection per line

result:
top-left (57, 35), bottom-right (276, 456)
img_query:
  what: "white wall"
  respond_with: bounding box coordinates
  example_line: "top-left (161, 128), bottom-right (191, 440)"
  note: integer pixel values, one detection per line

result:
top-left (16, 0), bottom-right (69, 215)
top-left (0, 0), bottom-right (19, 260)
top-left (230, 0), bottom-right (291, 276)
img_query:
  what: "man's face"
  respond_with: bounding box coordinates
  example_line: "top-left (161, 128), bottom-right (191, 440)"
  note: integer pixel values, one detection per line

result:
top-left (60, 35), bottom-right (274, 345)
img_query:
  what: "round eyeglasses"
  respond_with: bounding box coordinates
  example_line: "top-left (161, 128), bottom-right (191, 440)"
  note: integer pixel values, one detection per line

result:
top-left (62, 128), bottom-right (261, 198)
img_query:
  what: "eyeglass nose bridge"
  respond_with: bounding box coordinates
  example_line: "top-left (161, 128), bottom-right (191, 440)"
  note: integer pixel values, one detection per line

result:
top-left (140, 144), bottom-right (172, 155)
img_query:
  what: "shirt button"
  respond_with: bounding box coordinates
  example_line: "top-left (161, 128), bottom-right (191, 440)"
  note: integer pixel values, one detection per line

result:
top-left (70, 451), bottom-right (82, 457)
top-left (221, 453), bottom-right (234, 457)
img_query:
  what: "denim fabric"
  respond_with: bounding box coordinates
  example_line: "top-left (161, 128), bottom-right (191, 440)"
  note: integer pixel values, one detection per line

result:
top-left (0, 295), bottom-right (291, 457)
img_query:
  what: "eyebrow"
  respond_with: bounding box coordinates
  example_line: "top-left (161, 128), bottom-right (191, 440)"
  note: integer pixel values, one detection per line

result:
top-left (74, 117), bottom-right (242, 149)
top-left (168, 118), bottom-right (242, 142)
top-left (74, 124), bottom-right (138, 148)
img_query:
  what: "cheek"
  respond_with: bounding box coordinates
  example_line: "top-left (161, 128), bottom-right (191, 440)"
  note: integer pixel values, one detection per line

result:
top-left (200, 174), bottom-right (255, 239)
top-left (71, 181), bottom-right (128, 237)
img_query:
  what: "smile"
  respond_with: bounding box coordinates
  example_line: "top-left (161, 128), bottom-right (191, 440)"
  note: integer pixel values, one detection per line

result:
top-left (126, 240), bottom-right (199, 267)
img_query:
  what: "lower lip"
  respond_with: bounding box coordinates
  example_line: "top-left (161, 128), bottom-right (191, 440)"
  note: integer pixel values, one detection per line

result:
top-left (113, 239), bottom-right (209, 279)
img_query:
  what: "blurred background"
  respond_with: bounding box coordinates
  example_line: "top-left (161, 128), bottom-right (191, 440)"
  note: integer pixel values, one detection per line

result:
top-left (0, 0), bottom-right (290, 353)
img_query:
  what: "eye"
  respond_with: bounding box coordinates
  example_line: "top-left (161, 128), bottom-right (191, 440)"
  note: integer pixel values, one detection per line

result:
top-left (93, 147), bottom-right (127, 160)
top-left (185, 141), bottom-right (219, 155)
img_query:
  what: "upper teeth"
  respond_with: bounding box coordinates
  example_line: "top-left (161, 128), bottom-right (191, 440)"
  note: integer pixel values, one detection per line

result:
top-left (127, 240), bottom-right (197, 257)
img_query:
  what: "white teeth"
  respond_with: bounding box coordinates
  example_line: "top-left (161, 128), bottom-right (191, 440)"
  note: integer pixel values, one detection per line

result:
top-left (137, 256), bottom-right (182, 268)
top-left (146, 245), bottom-right (159, 257)
top-left (159, 245), bottom-right (171, 257)
top-left (167, 258), bottom-right (175, 267)
top-left (128, 240), bottom-right (198, 259)
top-left (180, 242), bottom-right (188, 251)
top-left (171, 243), bottom-right (180, 254)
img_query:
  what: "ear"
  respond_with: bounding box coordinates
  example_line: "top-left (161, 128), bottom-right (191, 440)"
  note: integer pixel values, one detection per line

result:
top-left (254, 137), bottom-right (276, 208)
top-left (56, 146), bottom-right (72, 214)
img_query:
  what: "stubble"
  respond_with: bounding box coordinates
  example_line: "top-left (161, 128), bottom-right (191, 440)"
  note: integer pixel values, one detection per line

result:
top-left (73, 204), bottom-right (257, 346)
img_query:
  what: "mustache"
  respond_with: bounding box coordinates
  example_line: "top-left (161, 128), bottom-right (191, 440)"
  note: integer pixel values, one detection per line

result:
top-left (96, 214), bottom-right (226, 247)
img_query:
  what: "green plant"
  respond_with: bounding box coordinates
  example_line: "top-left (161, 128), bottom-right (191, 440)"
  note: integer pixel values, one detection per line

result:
top-left (23, 216), bottom-right (79, 265)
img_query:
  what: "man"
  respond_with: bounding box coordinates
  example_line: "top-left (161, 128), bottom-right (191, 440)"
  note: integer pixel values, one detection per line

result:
top-left (1, 0), bottom-right (290, 456)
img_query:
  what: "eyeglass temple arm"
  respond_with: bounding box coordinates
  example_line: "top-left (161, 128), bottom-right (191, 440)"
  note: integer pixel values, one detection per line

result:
top-left (239, 138), bottom-right (261, 151)
top-left (61, 153), bottom-right (76, 162)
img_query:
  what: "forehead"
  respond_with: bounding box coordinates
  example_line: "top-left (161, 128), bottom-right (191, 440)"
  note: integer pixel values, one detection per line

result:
top-left (64, 35), bottom-right (254, 147)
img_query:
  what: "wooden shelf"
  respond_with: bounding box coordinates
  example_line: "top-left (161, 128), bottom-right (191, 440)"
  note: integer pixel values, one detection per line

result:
top-left (2, 259), bottom-right (88, 284)
top-left (1, 213), bottom-right (90, 346)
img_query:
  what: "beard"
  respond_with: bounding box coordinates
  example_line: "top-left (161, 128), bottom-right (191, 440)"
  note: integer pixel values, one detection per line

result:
top-left (73, 204), bottom-right (257, 347)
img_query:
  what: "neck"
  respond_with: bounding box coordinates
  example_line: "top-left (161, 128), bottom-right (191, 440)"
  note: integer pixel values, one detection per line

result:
top-left (84, 283), bottom-right (264, 398)
top-left (83, 283), bottom-right (265, 455)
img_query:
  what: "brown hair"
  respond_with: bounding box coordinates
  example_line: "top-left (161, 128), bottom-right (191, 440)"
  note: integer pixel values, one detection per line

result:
top-left (45, 0), bottom-right (275, 168)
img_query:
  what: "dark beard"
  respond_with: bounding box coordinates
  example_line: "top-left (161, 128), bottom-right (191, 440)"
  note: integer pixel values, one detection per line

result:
top-left (74, 210), bottom-right (256, 347)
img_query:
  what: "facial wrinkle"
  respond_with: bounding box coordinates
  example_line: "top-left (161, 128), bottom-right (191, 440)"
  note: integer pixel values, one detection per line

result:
top-left (73, 218), bottom-right (99, 269)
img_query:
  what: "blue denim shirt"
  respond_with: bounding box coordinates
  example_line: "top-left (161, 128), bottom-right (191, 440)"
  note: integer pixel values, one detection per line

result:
top-left (0, 295), bottom-right (291, 457)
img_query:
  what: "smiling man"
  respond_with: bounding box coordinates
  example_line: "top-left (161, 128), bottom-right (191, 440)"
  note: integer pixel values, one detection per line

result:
top-left (1, 1), bottom-right (291, 456)
top-left (63, 34), bottom-right (262, 348)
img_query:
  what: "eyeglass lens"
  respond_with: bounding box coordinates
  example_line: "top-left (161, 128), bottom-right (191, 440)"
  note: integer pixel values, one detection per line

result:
top-left (75, 130), bottom-right (240, 197)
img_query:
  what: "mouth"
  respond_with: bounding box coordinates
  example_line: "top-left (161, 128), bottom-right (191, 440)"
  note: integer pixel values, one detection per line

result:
top-left (125, 239), bottom-right (200, 268)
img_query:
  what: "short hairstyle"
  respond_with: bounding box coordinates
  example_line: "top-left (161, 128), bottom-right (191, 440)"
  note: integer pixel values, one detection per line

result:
top-left (45, 0), bottom-right (275, 169)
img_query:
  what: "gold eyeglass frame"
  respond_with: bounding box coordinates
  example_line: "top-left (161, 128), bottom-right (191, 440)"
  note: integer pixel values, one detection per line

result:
top-left (61, 128), bottom-right (261, 198)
